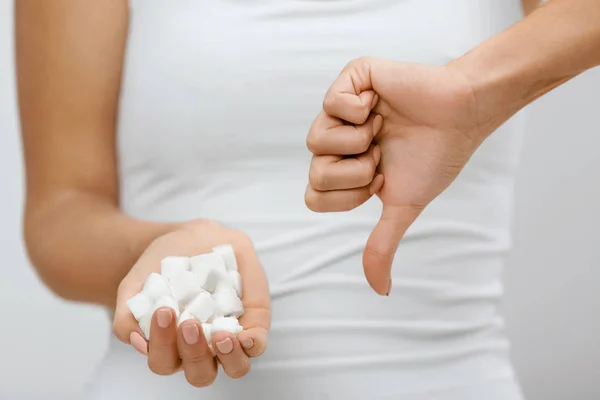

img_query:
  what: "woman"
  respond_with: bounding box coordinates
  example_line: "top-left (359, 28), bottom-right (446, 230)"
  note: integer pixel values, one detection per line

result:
top-left (15, 0), bottom-right (600, 399)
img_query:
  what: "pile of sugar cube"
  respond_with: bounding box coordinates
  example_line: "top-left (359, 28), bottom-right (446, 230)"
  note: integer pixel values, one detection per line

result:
top-left (127, 245), bottom-right (244, 347)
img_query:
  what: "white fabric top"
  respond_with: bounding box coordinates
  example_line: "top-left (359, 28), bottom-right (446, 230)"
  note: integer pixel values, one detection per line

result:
top-left (85, 1), bottom-right (528, 399)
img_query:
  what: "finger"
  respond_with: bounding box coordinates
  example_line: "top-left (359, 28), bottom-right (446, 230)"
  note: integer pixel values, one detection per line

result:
top-left (178, 320), bottom-right (218, 387)
top-left (363, 204), bottom-right (423, 296)
top-left (147, 307), bottom-right (181, 375)
top-left (307, 112), bottom-right (383, 156)
top-left (213, 332), bottom-right (251, 379)
top-left (236, 325), bottom-right (268, 358)
top-left (309, 145), bottom-right (381, 191)
top-left (113, 282), bottom-right (147, 346)
top-left (228, 233), bottom-right (271, 345)
top-left (322, 58), bottom-right (377, 124)
top-left (305, 183), bottom-right (373, 212)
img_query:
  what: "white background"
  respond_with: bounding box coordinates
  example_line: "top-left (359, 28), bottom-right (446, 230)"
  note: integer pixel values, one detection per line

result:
top-left (1, 1), bottom-right (598, 399)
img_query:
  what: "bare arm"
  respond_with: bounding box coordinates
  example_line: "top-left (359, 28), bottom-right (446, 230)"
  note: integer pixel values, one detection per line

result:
top-left (16, 0), bottom-right (179, 308)
top-left (448, 0), bottom-right (600, 138)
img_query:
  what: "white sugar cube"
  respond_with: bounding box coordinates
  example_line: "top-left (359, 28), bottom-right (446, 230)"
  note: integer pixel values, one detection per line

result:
top-left (153, 295), bottom-right (180, 318)
top-left (208, 312), bottom-right (224, 323)
top-left (160, 256), bottom-right (190, 280)
top-left (193, 267), bottom-right (222, 294)
top-left (169, 270), bottom-right (205, 308)
top-left (177, 309), bottom-right (195, 326)
top-left (138, 313), bottom-right (152, 340)
top-left (228, 270), bottom-right (243, 298)
top-left (187, 292), bottom-right (216, 323)
top-left (142, 273), bottom-right (172, 301)
top-left (211, 316), bottom-right (243, 335)
top-left (190, 252), bottom-right (226, 274)
top-left (201, 323), bottom-right (212, 344)
top-left (213, 288), bottom-right (244, 318)
top-left (190, 252), bottom-right (227, 293)
top-left (127, 292), bottom-right (153, 321)
top-left (212, 245), bottom-right (238, 272)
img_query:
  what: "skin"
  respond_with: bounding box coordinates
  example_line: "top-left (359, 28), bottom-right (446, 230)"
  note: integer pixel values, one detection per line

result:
top-left (306, 0), bottom-right (600, 295)
top-left (15, 0), bottom-right (270, 385)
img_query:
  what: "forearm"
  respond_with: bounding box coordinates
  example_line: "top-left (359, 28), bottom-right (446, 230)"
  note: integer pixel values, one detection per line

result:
top-left (24, 191), bottom-right (180, 308)
top-left (448, 0), bottom-right (600, 137)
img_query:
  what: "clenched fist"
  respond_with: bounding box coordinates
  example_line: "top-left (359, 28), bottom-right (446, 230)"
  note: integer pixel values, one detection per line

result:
top-left (306, 57), bottom-right (488, 296)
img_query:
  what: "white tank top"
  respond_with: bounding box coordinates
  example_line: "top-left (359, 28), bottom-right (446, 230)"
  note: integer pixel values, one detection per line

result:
top-left (85, 1), bottom-right (528, 399)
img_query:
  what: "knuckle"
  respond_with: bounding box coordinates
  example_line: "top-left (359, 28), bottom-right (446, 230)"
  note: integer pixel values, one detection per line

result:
top-left (304, 188), bottom-right (323, 212)
top-left (148, 362), bottom-right (177, 376)
top-left (183, 350), bottom-right (212, 364)
top-left (361, 162), bottom-right (376, 184)
top-left (356, 127), bottom-right (372, 153)
top-left (309, 163), bottom-right (329, 191)
top-left (322, 93), bottom-right (338, 114)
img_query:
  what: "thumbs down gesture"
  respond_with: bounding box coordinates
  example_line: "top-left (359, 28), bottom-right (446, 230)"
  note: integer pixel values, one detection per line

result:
top-left (305, 57), bottom-right (487, 296)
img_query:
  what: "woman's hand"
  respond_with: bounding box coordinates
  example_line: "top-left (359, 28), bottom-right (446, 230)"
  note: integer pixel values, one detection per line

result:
top-left (305, 58), bottom-right (485, 296)
top-left (113, 219), bottom-right (271, 386)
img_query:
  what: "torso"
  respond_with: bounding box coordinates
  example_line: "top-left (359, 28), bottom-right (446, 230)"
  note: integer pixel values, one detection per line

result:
top-left (85, 1), bottom-right (527, 398)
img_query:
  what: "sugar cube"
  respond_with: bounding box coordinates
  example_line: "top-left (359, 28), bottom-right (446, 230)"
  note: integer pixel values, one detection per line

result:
top-left (228, 270), bottom-right (243, 298)
top-left (201, 323), bottom-right (212, 344)
top-left (187, 292), bottom-right (216, 323)
top-left (153, 295), bottom-right (180, 318)
top-left (213, 288), bottom-right (244, 317)
top-left (160, 256), bottom-right (190, 280)
top-left (169, 270), bottom-right (205, 308)
top-left (177, 309), bottom-right (194, 326)
top-left (127, 291), bottom-right (153, 321)
top-left (138, 313), bottom-right (152, 340)
top-left (142, 273), bottom-right (172, 301)
top-left (211, 316), bottom-right (243, 335)
top-left (190, 252), bottom-right (227, 274)
top-left (212, 245), bottom-right (238, 272)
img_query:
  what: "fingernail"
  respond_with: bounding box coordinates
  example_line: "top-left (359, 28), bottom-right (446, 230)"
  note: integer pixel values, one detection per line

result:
top-left (386, 278), bottom-right (392, 296)
top-left (373, 115), bottom-right (383, 136)
top-left (371, 94), bottom-right (379, 109)
top-left (241, 338), bottom-right (254, 349)
top-left (156, 308), bottom-right (172, 329)
top-left (216, 338), bottom-right (234, 355)
top-left (130, 332), bottom-right (148, 355)
top-left (182, 324), bottom-right (199, 345)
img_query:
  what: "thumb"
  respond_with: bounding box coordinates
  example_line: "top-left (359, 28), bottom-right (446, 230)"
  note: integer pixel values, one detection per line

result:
top-left (363, 204), bottom-right (422, 296)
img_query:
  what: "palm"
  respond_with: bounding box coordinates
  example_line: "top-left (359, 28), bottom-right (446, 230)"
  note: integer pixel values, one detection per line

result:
top-left (371, 62), bottom-right (481, 211)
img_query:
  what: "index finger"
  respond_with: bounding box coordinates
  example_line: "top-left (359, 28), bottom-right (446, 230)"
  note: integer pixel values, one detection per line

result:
top-left (322, 57), bottom-right (378, 124)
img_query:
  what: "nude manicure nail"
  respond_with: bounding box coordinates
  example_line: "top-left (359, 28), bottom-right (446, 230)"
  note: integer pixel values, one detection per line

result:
top-left (386, 278), bottom-right (392, 296)
top-left (241, 338), bottom-right (254, 349)
top-left (216, 338), bottom-right (233, 354)
top-left (156, 308), bottom-right (172, 329)
top-left (182, 324), bottom-right (199, 345)
top-left (130, 332), bottom-right (148, 356)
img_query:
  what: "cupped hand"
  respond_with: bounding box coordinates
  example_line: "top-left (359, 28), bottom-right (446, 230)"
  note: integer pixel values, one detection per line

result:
top-left (306, 57), bottom-right (487, 296)
top-left (113, 219), bottom-right (271, 386)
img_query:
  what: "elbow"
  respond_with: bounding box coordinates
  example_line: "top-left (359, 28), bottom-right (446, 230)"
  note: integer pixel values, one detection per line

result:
top-left (23, 223), bottom-right (78, 302)
top-left (23, 211), bottom-right (93, 304)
